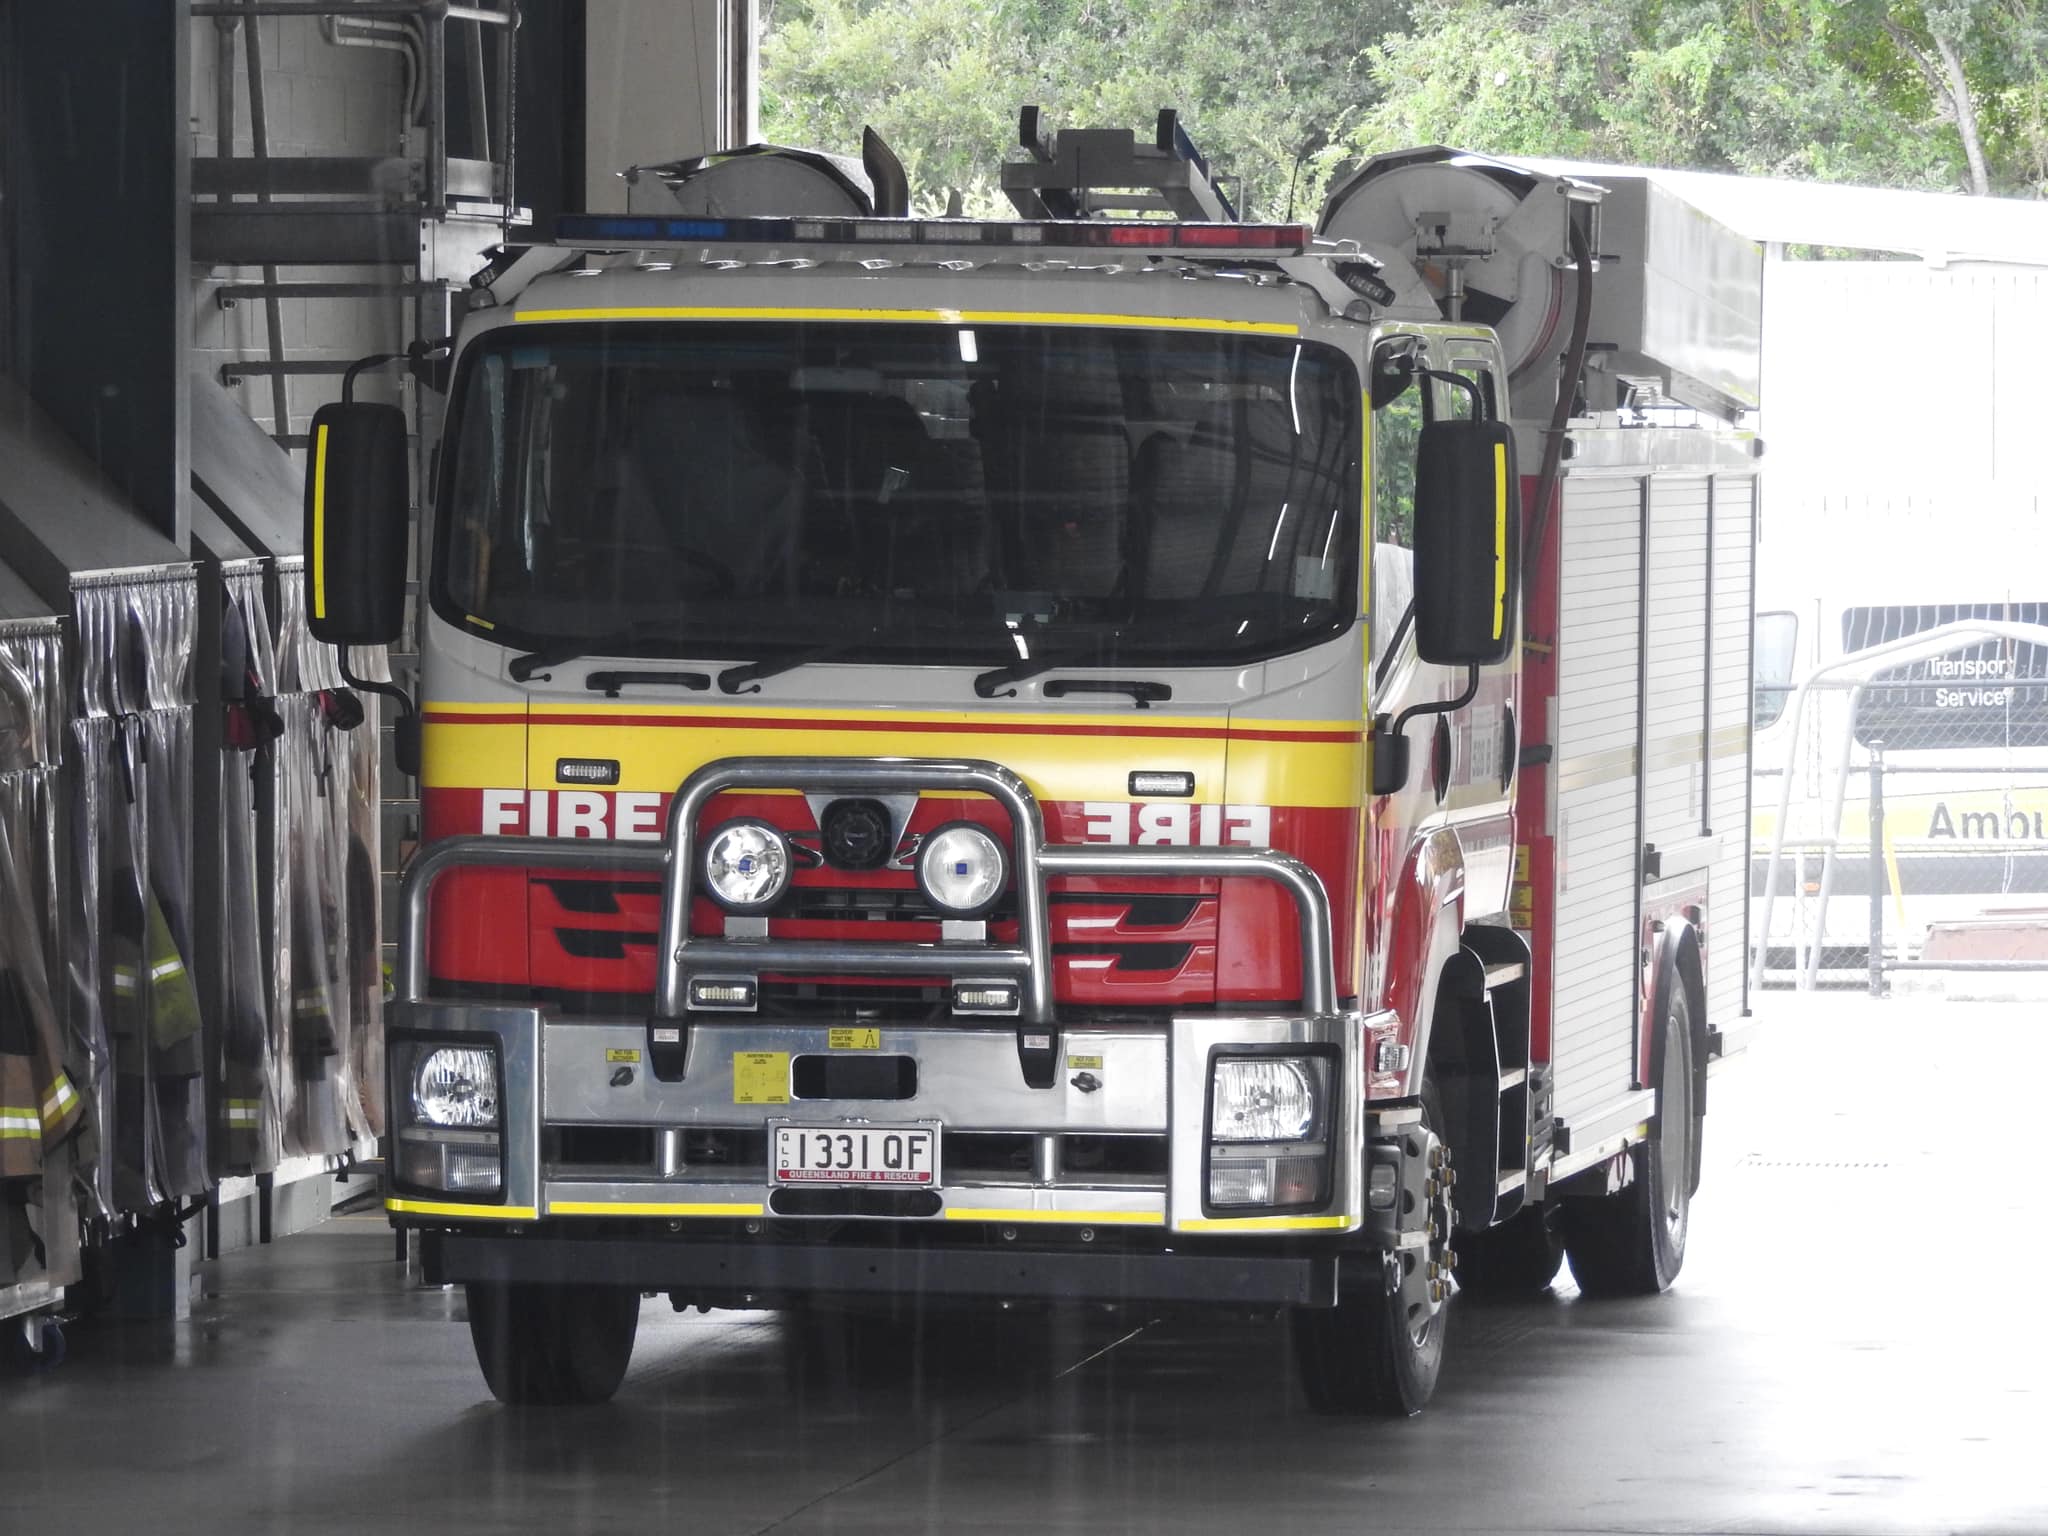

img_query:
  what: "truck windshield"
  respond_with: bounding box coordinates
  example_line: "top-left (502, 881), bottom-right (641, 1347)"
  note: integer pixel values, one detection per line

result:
top-left (434, 320), bottom-right (1361, 670)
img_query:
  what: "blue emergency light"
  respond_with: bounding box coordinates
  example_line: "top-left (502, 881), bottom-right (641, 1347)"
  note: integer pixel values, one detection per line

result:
top-left (553, 213), bottom-right (1312, 255)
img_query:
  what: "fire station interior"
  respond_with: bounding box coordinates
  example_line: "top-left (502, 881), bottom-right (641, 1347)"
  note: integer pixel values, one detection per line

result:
top-left (3, 5), bottom-right (2047, 1532)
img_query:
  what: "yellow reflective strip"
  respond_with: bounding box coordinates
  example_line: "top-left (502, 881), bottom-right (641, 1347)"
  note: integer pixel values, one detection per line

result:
top-left (0, 1127), bottom-right (39, 1140)
top-left (1492, 440), bottom-right (1508, 640)
top-left (311, 422), bottom-right (329, 620)
top-left (1178, 1214), bottom-right (1352, 1232)
top-left (513, 305), bottom-right (1299, 337)
top-left (942, 1207), bottom-right (1164, 1226)
top-left (386, 1197), bottom-right (536, 1220)
top-left (42, 1077), bottom-right (79, 1123)
top-left (549, 1201), bottom-right (765, 1218)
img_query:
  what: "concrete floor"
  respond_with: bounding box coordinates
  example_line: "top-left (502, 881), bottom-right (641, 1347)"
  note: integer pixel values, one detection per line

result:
top-left (5, 992), bottom-right (2046, 1535)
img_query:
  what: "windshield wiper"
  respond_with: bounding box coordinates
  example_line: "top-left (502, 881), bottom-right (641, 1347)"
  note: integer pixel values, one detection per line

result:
top-left (1042, 677), bottom-right (1172, 709)
top-left (717, 634), bottom-right (876, 695)
top-left (973, 635), bottom-right (1113, 698)
top-left (507, 622), bottom-right (700, 683)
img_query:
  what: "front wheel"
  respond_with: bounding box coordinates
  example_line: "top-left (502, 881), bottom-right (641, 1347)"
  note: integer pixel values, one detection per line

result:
top-left (1562, 986), bottom-right (1696, 1296)
top-left (466, 1282), bottom-right (640, 1405)
top-left (1291, 1088), bottom-right (1454, 1416)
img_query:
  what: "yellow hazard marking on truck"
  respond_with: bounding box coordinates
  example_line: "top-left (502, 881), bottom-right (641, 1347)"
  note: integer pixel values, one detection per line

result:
top-left (943, 1207), bottom-right (1164, 1226)
top-left (827, 1028), bottom-right (881, 1051)
top-left (419, 701), bottom-right (1365, 811)
top-left (604, 1048), bottom-right (641, 1063)
top-left (513, 304), bottom-right (1301, 337)
top-left (1065, 1054), bottom-right (1104, 1070)
top-left (1178, 1214), bottom-right (1352, 1232)
top-left (733, 1051), bottom-right (790, 1105)
top-left (1493, 440), bottom-right (1509, 639)
top-left (550, 1201), bottom-right (765, 1218)
top-left (387, 1198), bottom-right (537, 1221)
top-left (1510, 841), bottom-right (1534, 927)
top-left (310, 422), bottom-right (329, 619)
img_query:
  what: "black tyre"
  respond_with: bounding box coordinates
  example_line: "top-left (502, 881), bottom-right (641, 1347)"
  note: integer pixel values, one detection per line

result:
top-left (466, 1283), bottom-right (640, 1405)
top-left (1291, 1086), bottom-right (1452, 1417)
top-left (3, 1317), bottom-right (65, 1375)
top-left (1562, 986), bottom-right (1696, 1297)
top-left (1456, 1203), bottom-right (1565, 1297)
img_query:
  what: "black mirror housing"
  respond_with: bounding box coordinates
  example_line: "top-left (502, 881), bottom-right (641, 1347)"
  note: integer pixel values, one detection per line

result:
top-left (1413, 418), bottom-right (1519, 666)
top-left (304, 401), bottom-right (409, 647)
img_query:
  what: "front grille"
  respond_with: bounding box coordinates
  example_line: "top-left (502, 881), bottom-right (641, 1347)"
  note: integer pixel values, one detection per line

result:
top-left (545, 1127), bottom-right (1168, 1189)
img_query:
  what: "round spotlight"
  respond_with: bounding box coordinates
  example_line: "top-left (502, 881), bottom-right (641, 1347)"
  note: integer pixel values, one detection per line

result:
top-left (701, 819), bottom-right (792, 912)
top-left (915, 821), bottom-right (1007, 918)
top-left (821, 797), bottom-right (893, 871)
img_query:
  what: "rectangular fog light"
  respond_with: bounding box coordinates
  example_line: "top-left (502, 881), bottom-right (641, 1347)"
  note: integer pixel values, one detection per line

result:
top-left (1209, 1161), bottom-right (1273, 1206)
top-left (689, 975), bottom-right (758, 1011)
top-left (396, 1134), bottom-right (502, 1196)
top-left (951, 979), bottom-right (1020, 1015)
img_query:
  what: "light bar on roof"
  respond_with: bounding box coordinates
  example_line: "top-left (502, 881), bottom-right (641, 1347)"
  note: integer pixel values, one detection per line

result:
top-left (554, 213), bottom-right (1310, 255)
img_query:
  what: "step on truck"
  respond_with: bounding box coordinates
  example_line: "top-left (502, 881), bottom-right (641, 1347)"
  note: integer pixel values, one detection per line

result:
top-left (304, 113), bottom-right (1762, 1413)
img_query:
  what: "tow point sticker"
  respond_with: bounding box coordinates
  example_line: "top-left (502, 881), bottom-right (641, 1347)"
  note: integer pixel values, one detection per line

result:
top-left (828, 1028), bottom-right (881, 1051)
top-left (733, 1051), bottom-right (790, 1105)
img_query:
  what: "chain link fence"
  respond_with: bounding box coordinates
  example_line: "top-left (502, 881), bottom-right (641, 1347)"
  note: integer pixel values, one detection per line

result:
top-left (1752, 609), bottom-right (2048, 993)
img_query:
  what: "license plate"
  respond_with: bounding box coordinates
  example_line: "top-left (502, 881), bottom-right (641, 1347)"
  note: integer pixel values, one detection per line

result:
top-left (772, 1124), bottom-right (939, 1186)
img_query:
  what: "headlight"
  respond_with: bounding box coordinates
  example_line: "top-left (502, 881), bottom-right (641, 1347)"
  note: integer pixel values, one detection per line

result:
top-left (411, 1045), bottom-right (499, 1128)
top-left (915, 821), bottom-right (1007, 917)
top-left (1210, 1057), bottom-right (1321, 1143)
top-left (702, 818), bottom-right (792, 912)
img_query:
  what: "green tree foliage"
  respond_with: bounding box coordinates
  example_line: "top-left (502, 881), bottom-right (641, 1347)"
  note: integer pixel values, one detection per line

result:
top-left (760, 0), bottom-right (1404, 217)
top-left (759, 0), bottom-right (2047, 199)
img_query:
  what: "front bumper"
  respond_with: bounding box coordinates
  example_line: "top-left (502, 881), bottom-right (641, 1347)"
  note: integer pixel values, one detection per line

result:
top-left (388, 1005), bottom-right (1373, 1236)
top-left (422, 1226), bottom-right (1339, 1307)
top-left (389, 755), bottom-right (1379, 1243)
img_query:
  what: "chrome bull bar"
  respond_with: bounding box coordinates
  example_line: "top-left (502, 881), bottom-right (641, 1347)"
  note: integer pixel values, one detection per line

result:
top-left (398, 756), bottom-right (1338, 1021)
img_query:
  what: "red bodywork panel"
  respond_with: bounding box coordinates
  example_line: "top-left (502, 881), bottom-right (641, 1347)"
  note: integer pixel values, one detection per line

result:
top-left (421, 786), bottom-right (1358, 1012)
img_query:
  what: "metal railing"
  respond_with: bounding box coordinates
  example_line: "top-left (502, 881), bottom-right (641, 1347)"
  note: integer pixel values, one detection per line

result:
top-left (399, 757), bottom-right (1340, 1020)
top-left (1752, 619), bottom-right (2048, 993)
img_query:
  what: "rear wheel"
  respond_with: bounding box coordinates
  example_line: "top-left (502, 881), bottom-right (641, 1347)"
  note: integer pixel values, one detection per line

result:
top-left (1562, 986), bottom-right (1695, 1296)
top-left (1292, 1086), bottom-right (1453, 1417)
top-left (466, 1283), bottom-right (640, 1405)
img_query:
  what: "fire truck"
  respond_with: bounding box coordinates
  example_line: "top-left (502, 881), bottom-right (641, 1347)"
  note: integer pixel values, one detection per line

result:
top-left (303, 114), bottom-right (1762, 1414)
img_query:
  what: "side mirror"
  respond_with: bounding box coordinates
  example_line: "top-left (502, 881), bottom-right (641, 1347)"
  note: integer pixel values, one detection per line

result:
top-left (303, 401), bottom-right (409, 647)
top-left (1413, 417), bottom-right (1519, 666)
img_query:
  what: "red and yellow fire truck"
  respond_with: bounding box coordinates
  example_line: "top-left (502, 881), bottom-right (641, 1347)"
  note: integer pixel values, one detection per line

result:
top-left (305, 115), bottom-right (1762, 1413)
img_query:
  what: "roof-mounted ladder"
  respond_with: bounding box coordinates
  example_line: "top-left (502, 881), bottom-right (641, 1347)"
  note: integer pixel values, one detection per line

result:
top-left (1000, 107), bottom-right (1238, 223)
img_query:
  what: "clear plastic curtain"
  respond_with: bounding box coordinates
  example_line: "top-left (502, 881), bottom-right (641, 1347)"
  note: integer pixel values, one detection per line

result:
top-left (0, 620), bottom-right (82, 1287)
top-left (72, 570), bottom-right (205, 1209)
top-left (273, 564), bottom-right (381, 1157)
top-left (216, 566), bottom-right (285, 1177)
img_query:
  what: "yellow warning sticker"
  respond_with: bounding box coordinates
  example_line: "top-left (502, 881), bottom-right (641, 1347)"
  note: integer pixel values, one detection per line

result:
top-left (604, 1048), bottom-right (641, 1064)
top-left (827, 1028), bottom-right (881, 1051)
top-left (1066, 1054), bottom-right (1104, 1070)
top-left (733, 1051), bottom-right (790, 1105)
top-left (1510, 842), bottom-right (1534, 926)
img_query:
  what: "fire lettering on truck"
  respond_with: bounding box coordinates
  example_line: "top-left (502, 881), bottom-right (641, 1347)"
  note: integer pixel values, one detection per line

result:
top-left (476, 790), bottom-right (1275, 848)
top-left (1082, 802), bottom-right (1272, 847)
top-left (481, 788), bottom-right (665, 839)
